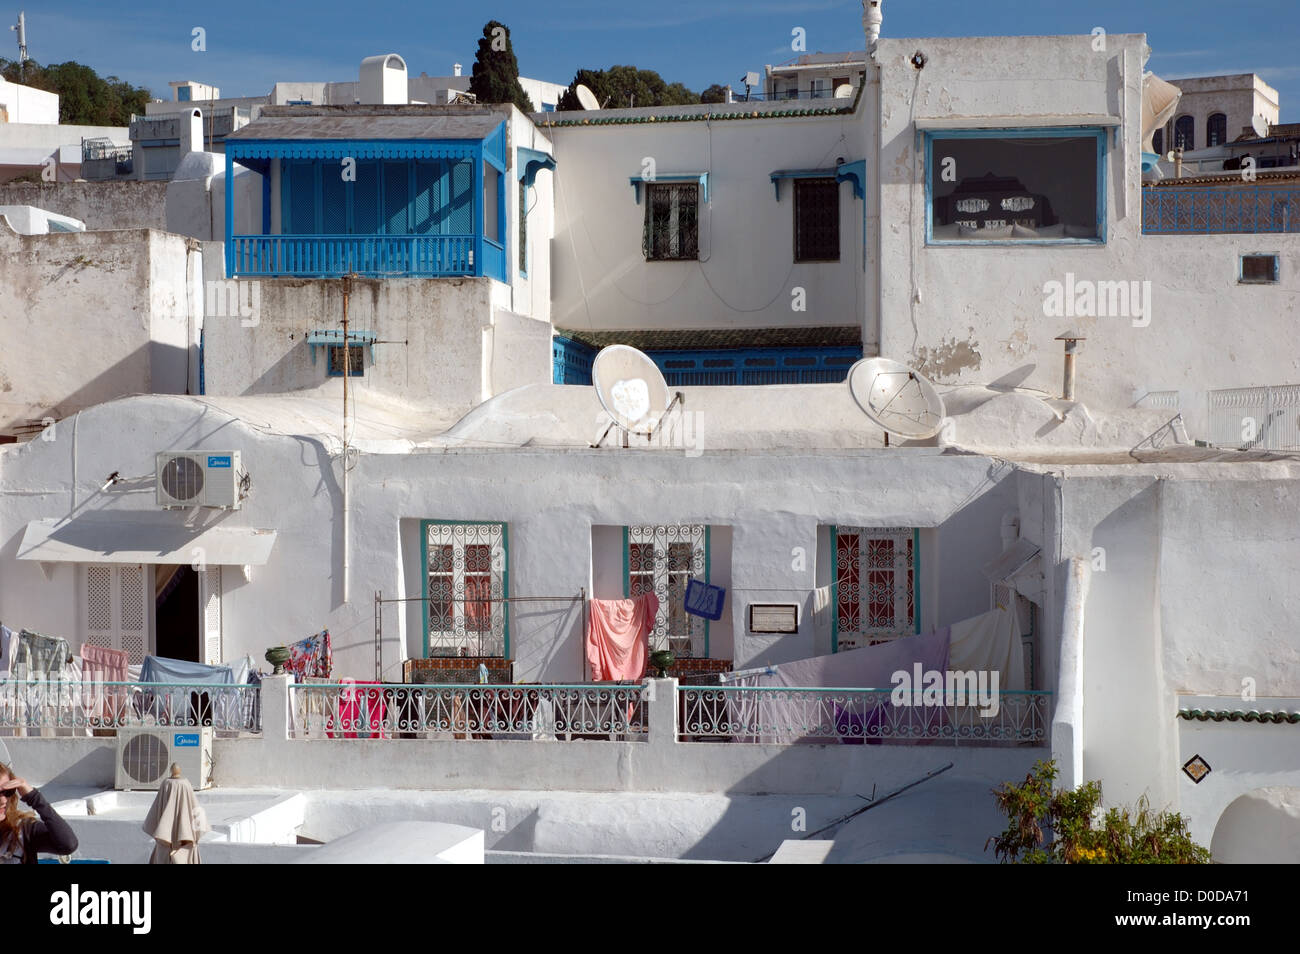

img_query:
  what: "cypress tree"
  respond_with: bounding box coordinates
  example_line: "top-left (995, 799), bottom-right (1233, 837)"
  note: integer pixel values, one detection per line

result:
top-left (468, 21), bottom-right (535, 112)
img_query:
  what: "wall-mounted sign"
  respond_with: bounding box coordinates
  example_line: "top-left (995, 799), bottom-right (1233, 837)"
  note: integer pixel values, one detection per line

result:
top-left (748, 604), bottom-right (798, 634)
top-left (684, 578), bottom-right (726, 621)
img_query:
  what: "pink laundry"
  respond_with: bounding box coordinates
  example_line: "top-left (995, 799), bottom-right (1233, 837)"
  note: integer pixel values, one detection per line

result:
top-left (586, 592), bottom-right (658, 682)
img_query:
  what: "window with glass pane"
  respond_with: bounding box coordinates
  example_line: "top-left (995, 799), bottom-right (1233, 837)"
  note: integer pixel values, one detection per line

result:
top-left (626, 525), bottom-right (708, 656)
top-left (1207, 113), bottom-right (1227, 148)
top-left (423, 522), bottom-right (507, 657)
top-left (643, 183), bottom-right (699, 261)
top-left (835, 527), bottom-right (916, 651)
top-left (928, 132), bottom-right (1103, 242)
top-left (794, 177), bottom-right (840, 261)
top-left (1174, 115), bottom-right (1195, 150)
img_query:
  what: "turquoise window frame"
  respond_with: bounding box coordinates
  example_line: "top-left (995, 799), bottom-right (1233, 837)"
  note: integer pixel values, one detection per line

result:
top-left (923, 127), bottom-right (1108, 247)
top-left (419, 519), bottom-right (509, 658)
top-left (623, 525), bottom-right (710, 657)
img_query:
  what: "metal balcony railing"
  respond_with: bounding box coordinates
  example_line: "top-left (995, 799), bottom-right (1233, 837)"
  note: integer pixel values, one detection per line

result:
top-left (1142, 186), bottom-right (1299, 233)
top-left (1207, 384), bottom-right (1300, 451)
top-left (289, 683), bottom-right (648, 741)
top-left (0, 680), bottom-right (261, 736)
top-left (677, 686), bottom-right (1052, 744)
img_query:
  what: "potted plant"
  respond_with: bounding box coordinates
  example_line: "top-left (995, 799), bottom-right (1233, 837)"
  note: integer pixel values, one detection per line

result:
top-left (649, 649), bottom-right (675, 678)
top-left (265, 645), bottom-right (290, 675)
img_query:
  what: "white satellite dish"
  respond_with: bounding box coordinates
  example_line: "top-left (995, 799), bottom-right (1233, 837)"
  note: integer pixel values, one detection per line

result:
top-left (592, 345), bottom-right (675, 445)
top-left (1251, 114), bottom-right (1269, 138)
top-left (834, 83), bottom-right (853, 99)
top-left (847, 357), bottom-right (946, 441)
top-left (575, 83), bottom-right (600, 111)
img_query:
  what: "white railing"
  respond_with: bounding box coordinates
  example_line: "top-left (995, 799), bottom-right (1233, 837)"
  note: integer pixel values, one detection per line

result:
top-left (0, 680), bottom-right (261, 736)
top-left (289, 683), bottom-right (648, 741)
top-left (1207, 384), bottom-right (1300, 451)
top-left (677, 687), bottom-right (1051, 745)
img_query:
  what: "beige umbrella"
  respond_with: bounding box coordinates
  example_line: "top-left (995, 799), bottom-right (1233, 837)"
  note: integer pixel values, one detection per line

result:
top-left (142, 765), bottom-right (209, 864)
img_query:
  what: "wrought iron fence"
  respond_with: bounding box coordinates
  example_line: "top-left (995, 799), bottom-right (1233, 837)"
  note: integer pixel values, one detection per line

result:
top-left (0, 681), bottom-right (261, 736)
top-left (1207, 384), bottom-right (1300, 451)
top-left (289, 683), bottom-right (648, 741)
top-left (677, 686), bottom-right (1051, 744)
top-left (1142, 186), bottom-right (1299, 234)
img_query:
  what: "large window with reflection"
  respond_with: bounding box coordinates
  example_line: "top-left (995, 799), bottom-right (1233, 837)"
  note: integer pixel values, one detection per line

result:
top-left (926, 128), bottom-right (1106, 243)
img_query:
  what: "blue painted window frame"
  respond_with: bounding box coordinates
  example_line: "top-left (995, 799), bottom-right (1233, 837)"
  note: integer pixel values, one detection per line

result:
top-left (325, 344), bottom-right (364, 377)
top-left (1238, 252), bottom-right (1280, 284)
top-left (923, 127), bottom-right (1108, 247)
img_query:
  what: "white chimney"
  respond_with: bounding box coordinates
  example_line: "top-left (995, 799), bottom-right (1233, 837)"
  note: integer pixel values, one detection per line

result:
top-left (359, 53), bottom-right (409, 105)
top-left (453, 63), bottom-right (462, 77)
top-left (863, 0), bottom-right (883, 46)
top-left (179, 107), bottom-right (204, 157)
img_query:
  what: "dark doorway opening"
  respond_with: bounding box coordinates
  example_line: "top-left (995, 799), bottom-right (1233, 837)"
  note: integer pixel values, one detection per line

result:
top-left (155, 565), bottom-right (200, 662)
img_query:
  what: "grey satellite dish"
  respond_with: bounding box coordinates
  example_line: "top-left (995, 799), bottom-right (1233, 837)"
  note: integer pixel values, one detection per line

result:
top-left (847, 357), bottom-right (946, 441)
top-left (1251, 114), bottom-right (1269, 138)
top-left (591, 345), bottom-right (682, 447)
top-left (575, 83), bottom-right (600, 111)
top-left (834, 83), bottom-right (853, 99)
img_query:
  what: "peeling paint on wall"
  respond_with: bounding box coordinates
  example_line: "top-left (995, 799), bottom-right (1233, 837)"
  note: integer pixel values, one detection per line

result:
top-left (911, 335), bottom-right (981, 380)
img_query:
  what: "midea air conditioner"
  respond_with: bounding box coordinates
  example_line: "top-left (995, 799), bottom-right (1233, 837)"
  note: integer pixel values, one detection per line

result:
top-left (115, 726), bottom-right (212, 791)
top-left (156, 450), bottom-right (246, 509)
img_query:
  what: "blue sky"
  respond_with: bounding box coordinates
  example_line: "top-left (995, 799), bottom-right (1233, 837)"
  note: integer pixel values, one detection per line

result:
top-left (11, 1), bottom-right (1298, 119)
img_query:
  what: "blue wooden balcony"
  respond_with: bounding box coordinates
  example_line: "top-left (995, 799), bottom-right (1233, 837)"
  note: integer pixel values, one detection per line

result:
top-left (224, 113), bottom-right (511, 282)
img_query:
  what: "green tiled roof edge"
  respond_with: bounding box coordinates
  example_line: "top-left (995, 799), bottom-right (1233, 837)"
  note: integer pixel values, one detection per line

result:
top-left (1178, 708), bottom-right (1300, 723)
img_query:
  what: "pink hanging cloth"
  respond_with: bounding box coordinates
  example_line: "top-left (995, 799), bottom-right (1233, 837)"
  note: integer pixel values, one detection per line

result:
top-left (586, 593), bottom-right (659, 682)
top-left (80, 644), bottom-right (130, 727)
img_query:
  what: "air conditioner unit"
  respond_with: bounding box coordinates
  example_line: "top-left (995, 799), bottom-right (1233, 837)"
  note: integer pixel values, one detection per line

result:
top-left (115, 726), bottom-right (212, 791)
top-left (156, 450), bottom-right (245, 509)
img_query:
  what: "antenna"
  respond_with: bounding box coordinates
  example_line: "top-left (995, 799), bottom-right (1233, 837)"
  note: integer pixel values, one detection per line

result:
top-left (575, 83), bottom-right (599, 111)
top-left (10, 11), bottom-right (27, 82)
top-left (590, 345), bottom-right (681, 448)
top-left (846, 357), bottom-right (946, 445)
top-left (741, 71), bottom-right (759, 101)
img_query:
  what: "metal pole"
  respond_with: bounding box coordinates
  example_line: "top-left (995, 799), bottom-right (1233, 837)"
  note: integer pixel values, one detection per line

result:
top-left (341, 274), bottom-right (352, 603)
top-left (1062, 348), bottom-right (1076, 402)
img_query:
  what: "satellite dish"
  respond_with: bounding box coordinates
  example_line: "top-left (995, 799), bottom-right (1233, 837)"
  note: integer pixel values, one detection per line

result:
top-left (575, 83), bottom-right (600, 111)
top-left (847, 358), bottom-right (946, 440)
top-left (834, 83), bottom-right (853, 99)
top-left (592, 345), bottom-right (671, 436)
top-left (1251, 114), bottom-right (1269, 138)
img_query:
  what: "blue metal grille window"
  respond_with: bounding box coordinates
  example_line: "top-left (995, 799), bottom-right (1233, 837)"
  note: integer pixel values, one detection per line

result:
top-left (327, 344), bottom-right (364, 377)
top-left (794, 177), bottom-right (840, 261)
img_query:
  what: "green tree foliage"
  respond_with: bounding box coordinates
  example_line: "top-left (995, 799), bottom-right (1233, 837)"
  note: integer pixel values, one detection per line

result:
top-left (0, 58), bottom-right (150, 126)
top-left (988, 759), bottom-right (1211, 864)
top-left (700, 84), bottom-right (729, 104)
top-left (557, 66), bottom-right (703, 111)
top-left (468, 20), bottom-right (534, 113)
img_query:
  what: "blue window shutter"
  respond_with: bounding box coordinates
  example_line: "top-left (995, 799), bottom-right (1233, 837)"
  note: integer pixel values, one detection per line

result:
top-left (353, 160), bottom-right (380, 234)
top-left (447, 159), bottom-right (473, 234)
top-left (287, 161), bottom-right (315, 234)
top-left (321, 163), bottom-right (347, 234)
top-left (383, 160), bottom-right (410, 235)
top-left (412, 160), bottom-right (438, 234)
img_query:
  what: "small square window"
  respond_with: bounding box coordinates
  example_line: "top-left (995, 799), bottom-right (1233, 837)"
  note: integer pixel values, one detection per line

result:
top-left (1240, 253), bottom-right (1279, 284)
top-left (327, 344), bottom-right (364, 377)
top-left (643, 183), bottom-right (699, 261)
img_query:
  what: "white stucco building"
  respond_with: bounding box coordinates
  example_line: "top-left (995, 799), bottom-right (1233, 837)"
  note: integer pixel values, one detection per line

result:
top-left (1, 10), bottom-right (1298, 863)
